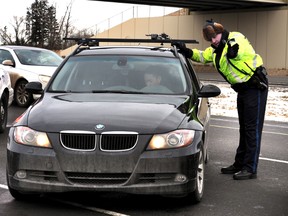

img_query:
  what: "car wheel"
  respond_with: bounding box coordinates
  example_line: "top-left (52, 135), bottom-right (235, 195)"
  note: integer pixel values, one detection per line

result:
top-left (187, 145), bottom-right (205, 203)
top-left (0, 93), bottom-right (8, 133)
top-left (14, 80), bottom-right (33, 107)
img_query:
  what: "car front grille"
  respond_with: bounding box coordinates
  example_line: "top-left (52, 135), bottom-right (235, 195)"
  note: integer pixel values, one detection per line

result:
top-left (60, 132), bottom-right (96, 151)
top-left (60, 131), bottom-right (138, 152)
top-left (100, 133), bottom-right (138, 152)
top-left (66, 172), bottom-right (131, 185)
top-left (65, 172), bottom-right (176, 185)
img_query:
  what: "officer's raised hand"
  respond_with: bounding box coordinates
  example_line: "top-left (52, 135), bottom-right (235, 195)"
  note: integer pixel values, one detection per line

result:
top-left (171, 41), bottom-right (193, 58)
top-left (227, 42), bottom-right (239, 59)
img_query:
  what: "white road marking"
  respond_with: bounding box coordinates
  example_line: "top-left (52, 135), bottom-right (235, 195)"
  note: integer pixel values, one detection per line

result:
top-left (211, 117), bottom-right (288, 129)
top-left (47, 198), bottom-right (130, 216)
top-left (259, 157), bottom-right (288, 164)
top-left (210, 124), bottom-right (238, 130)
top-left (0, 187), bottom-right (129, 216)
top-left (210, 120), bottom-right (288, 164)
top-left (210, 124), bottom-right (288, 136)
top-left (0, 184), bottom-right (8, 190)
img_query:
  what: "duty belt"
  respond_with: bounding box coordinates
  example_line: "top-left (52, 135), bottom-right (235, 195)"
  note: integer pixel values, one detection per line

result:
top-left (231, 66), bottom-right (268, 92)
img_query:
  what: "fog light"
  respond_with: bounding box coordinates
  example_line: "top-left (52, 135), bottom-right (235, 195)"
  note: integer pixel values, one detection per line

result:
top-left (15, 170), bottom-right (27, 179)
top-left (174, 174), bottom-right (187, 182)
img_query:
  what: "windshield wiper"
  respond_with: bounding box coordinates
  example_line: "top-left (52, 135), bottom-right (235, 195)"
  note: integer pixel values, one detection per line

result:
top-left (49, 90), bottom-right (72, 93)
top-left (92, 90), bottom-right (144, 94)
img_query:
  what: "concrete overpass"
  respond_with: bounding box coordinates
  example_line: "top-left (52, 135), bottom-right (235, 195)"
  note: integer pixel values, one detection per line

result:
top-left (91, 0), bottom-right (287, 10)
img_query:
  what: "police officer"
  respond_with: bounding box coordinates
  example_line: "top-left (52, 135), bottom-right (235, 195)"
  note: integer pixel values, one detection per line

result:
top-left (173, 21), bottom-right (268, 180)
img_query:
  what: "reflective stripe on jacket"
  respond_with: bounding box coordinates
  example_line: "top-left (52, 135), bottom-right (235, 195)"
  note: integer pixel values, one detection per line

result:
top-left (191, 32), bottom-right (263, 85)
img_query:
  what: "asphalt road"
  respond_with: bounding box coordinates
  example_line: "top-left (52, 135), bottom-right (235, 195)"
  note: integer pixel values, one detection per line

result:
top-left (0, 102), bottom-right (287, 216)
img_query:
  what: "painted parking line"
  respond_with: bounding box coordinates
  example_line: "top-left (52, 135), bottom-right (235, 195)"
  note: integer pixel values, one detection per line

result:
top-left (47, 198), bottom-right (130, 216)
top-left (0, 184), bottom-right (8, 190)
top-left (210, 119), bottom-right (288, 165)
top-left (211, 117), bottom-right (288, 129)
top-left (259, 157), bottom-right (288, 164)
top-left (0, 184), bottom-right (129, 216)
top-left (210, 124), bottom-right (288, 136)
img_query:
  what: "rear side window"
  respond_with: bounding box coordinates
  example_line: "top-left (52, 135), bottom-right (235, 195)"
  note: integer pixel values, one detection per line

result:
top-left (0, 49), bottom-right (14, 63)
top-left (49, 55), bottom-right (189, 94)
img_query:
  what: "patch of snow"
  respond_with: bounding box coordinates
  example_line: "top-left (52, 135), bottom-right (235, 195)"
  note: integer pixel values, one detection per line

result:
top-left (205, 82), bottom-right (288, 122)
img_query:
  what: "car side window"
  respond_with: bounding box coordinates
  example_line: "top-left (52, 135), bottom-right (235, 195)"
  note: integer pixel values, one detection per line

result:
top-left (0, 49), bottom-right (14, 64)
top-left (187, 58), bottom-right (201, 91)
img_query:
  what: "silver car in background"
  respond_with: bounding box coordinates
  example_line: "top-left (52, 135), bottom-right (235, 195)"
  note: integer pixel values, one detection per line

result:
top-left (0, 46), bottom-right (63, 107)
top-left (0, 66), bottom-right (13, 133)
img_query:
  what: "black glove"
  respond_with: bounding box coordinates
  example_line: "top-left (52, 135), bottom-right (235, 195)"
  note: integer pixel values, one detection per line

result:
top-left (227, 43), bottom-right (239, 59)
top-left (171, 41), bottom-right (193, 58)
top-left (171, 41), bottom-right (186, 50)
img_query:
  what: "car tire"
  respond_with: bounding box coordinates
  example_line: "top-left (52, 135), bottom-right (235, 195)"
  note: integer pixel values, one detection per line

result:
top-left (0, 93), bottom-right (8, 133)
top-left (14, 80), bottom-right (33, 107)
top-left (187, 145), bottom-right (205, 204)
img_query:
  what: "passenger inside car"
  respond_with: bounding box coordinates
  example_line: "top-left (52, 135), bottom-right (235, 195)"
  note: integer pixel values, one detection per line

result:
top-left (141, 65), bottom-right (173, 93)
top-left (144, 70), bottom-right (162, 87)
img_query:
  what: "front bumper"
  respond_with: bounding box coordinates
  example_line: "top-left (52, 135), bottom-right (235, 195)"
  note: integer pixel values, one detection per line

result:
top-left (7, 129), bottom-right (201, 196)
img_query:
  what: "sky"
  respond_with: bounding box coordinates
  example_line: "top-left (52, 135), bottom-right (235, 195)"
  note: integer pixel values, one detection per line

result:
top-left (0, 0), bottom-right (180, 32)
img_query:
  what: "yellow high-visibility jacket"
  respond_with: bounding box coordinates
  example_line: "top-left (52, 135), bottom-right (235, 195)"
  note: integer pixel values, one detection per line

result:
top-left (191, 32), bottom-right (263, 85)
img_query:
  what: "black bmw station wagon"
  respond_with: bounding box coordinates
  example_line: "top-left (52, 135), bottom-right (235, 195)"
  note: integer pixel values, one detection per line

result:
top-left (7, 35), bottom-right (220, 203)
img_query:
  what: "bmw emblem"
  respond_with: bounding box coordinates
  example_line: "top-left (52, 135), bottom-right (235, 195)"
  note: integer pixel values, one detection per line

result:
top-left (95, 124), bottom-right (105, 130)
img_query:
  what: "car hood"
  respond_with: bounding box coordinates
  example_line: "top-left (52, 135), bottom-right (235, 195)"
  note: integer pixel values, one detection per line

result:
top-left (25, 93), bottom-right (196, 134)
top-left (16, 65), bottom-right (57, 77)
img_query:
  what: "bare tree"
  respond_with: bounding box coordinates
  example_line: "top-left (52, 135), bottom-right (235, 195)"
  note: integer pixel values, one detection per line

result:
top-left (58, 1), bottom-right (74, 49)
top-left (0, 0), bottom-right (99, 48)
top-left (12, 16), bottom-right (28, 45)
top-left (0, 16), bottom-right (27, 45)
top-left (58, 0), bottom-right (99, 49)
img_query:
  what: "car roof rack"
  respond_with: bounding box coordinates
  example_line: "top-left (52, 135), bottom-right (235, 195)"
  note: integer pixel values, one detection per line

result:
top-left (63, 33), bottom-right (199, 56)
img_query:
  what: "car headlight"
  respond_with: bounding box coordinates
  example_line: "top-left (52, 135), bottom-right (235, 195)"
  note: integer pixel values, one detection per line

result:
top-left (38, 75), bottom-right (51, 86)
top-left (147, 129), bottom-right (195, 150)
top-left (13, 126), bottom-right (52, 148)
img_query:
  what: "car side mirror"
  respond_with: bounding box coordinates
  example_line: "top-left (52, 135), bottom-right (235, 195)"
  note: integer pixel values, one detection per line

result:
top-left (25, 82), bottom-right (44, 95)
top-left (198, 84), bottom-right (221, 98)
top-left (2, 59), bottom-right (14, 67)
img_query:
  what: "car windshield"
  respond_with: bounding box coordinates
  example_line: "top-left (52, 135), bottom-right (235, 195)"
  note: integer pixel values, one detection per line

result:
top-left (48, 55), bottom-right (188, 94)
top-left (14, 49), bottom-right (63, 66)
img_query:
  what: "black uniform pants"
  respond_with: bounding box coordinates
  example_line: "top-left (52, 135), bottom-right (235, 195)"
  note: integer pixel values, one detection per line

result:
top-left (233, 86), bottom-right (268, 173)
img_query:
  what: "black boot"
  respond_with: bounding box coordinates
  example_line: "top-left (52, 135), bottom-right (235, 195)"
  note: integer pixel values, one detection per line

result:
top-left (221, 165), bottom-right (242, 174)
top-left (233, 169), bottom-right (257, 180)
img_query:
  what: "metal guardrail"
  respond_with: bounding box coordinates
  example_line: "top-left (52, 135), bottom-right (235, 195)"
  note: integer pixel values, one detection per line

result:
top-left (86, 5), bottom-right (182, 33)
